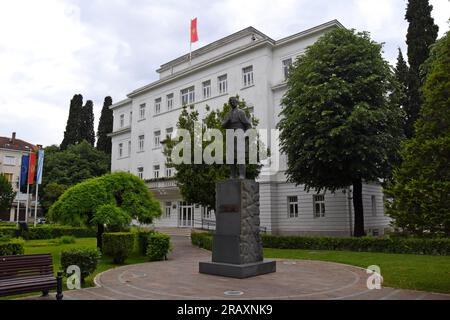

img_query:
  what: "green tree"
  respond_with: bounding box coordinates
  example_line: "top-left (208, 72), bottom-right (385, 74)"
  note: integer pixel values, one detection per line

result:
top-left (163, 98), bottom-right (262, 210)
top-left (278, 28), bottom-right (403, 237)
top-left (81, 100), bottom-right (96, 147)
top-left (404, 0), bottom-right (439, 138)
top-left (61, 94), bottom-right (83, 150)
top-left (394, 48), bottom-right (409, 124)
top-left (41, 141), bottom-right (110, 213)
top-left (0, 174), bottom-right (16, 212)
top-left (386, 32), bottom-right (450, 236)
top-left (48, 172), bottom-right (162, 249)
top-left (96, 96), bottom-right (113, 156)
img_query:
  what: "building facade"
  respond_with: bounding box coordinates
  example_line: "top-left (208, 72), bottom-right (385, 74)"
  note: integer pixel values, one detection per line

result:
top-left (0, 132), bottom-right (38, 222)
top-left (110, 20), bottom-right (392, 236)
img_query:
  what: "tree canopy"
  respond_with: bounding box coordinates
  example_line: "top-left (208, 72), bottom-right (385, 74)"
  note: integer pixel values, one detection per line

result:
top-left (386, 32), bottom-right (450, 236)
top-left (0, 174), bottom-right (16, 212)
top-left (278, 28), bottom-right (404, 236)
top-left (40, 141), bottom-right (110, 213)
top-left (163, 98), bottom-right (262, 210)
top-left (404, 0), bottom-right (439, 138)
top-left (48, 172), bottom-right (162, 247)
top-left (96, 96), bottom-right (114, 156)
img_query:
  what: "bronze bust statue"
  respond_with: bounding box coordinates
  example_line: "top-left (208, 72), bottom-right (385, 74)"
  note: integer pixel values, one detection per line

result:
top-left (221, 97), bottom-right (252, 179)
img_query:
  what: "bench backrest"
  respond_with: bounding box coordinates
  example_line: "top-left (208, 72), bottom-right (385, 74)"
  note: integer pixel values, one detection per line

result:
top-left (0, 254), bottom-right (54, 281)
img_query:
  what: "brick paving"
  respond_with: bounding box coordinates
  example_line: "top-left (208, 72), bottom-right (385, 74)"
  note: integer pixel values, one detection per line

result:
top-left (28, 236), bottom-right (450, 300)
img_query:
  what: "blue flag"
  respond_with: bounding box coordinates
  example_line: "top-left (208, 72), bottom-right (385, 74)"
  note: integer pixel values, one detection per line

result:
top-left (20, 154), bottom-right (29, 193)
top-left (36, 150), bottom-right (45, 185)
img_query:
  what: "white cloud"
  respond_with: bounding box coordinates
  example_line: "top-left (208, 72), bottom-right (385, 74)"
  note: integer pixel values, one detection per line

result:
top-left (0, 0), bottom-right (448, 146)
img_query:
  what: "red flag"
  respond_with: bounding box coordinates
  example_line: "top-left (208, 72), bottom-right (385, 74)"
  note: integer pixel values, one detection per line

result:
top-left (28, 153), bottom-right (36, 185)
top-left (191, 18), bottom-right (198, 43)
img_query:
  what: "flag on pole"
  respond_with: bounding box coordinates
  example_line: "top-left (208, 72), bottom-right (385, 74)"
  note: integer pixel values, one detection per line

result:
top-left (191, 18), bottom-right (199, 43)
top-left (28, 152), bottom-right (37, 185)
top-left (20, 155), bottom-right (29, 193)
top-left (36, 150), bottom-right (45, 185)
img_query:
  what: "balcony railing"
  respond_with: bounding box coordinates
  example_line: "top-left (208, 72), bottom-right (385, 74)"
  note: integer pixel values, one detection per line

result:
top-left (146, 179), bottom-right (178, 189)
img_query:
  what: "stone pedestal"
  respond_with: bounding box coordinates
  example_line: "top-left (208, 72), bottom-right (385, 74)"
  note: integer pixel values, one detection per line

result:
top-left (199, 179), bottom-right (276, 279)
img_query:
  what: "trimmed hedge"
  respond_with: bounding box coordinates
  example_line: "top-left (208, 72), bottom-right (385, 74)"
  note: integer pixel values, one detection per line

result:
top-left (191, 232), bottom-right (213, 251)
top-left (61, 248), bottom-right (101, 283)
top-left (0, 225), bottom-right (96, 240)
top-left (262, 235), bottom-right (450, 256)
top-left (133, 229), bottom-right (154, 256)
top-left (0, 239), bottom-right (25, 256)
top-left (102, 232), bottom-right (135, 264)
top-left (146, 232), bottom-right (171, 261)
top-left (190, 232), bottom-right (450, 256)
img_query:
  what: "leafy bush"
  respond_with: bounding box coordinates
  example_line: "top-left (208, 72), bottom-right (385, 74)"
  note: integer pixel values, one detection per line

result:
top-left (61, 248), bottom-right (101, 283)
top-left (0, 227), bottom-right (17, 238)
top-left (146, 232), bottom-right (171, 261)
top-left (132, 228), bottom-right (154, 256)
top-left (102, 232), bottom-right (135, 264)
top-left (0, 238), bottom-right (25, 256)
top-left (191, 232), bottom-right (213, 251)
top-left (190, 232), bottom-right (450, 256)
top-left (261, 235), bottom-right (450, 256)
top-left (52, 236), bottom-right (76, 245)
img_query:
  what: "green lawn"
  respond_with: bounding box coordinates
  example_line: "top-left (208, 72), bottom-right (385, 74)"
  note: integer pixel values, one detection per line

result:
top-left (1, 237), bottom-right (149, 300)
top-left (264, 248), bottom-right (450, 294)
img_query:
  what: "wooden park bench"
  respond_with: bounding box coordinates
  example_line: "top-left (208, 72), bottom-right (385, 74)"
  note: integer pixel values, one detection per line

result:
top-left (0, 254), bottom-right (63, 300)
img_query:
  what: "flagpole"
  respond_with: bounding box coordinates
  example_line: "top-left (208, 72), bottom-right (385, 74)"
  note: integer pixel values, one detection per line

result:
top-left (16, 169), bottom-right (21, 225)
top-left (34, 183), bottom-right (39, 227)
top-left (25, 182), bottom-right (30, 224)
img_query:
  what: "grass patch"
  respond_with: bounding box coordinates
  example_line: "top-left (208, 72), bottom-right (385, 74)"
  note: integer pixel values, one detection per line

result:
top-left (1, 237), bottom-right (149, 300)
top-left (264, 248), bottom-right (450, 294)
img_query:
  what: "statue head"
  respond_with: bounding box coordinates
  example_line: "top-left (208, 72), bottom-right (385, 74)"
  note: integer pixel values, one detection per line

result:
top-left (229, 97), bottom-right (238, 109)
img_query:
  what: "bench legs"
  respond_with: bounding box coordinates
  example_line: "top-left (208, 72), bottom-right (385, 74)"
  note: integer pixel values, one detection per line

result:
top-left (56, 271), bottom-right (64, 300)
top-left (41, 290), bottom-right (49, 297)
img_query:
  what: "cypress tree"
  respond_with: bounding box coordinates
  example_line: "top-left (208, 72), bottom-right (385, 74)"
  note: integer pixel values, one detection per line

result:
top-left (61, 94), bottom-right (83, 150)
top-left (81, 100), bottom-right (96, 146)
top-left (404, 0), bottom-right (439, 138)
top-left (96, 96), bottom-right (113, 155)
top-left (394, 48), bottom-right (409, 127)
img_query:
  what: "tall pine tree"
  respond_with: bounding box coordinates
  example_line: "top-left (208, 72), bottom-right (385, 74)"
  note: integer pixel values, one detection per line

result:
top-left (61, 94), bottom-right (83, 150)
top-left (394, 48), bottom-right (409, 126)
top-left (81, 100), bottom-right (96, 147)
top-left (404, 0), bottom-right (438, 138)
top-left (96, 96), bottom-right (113, 155)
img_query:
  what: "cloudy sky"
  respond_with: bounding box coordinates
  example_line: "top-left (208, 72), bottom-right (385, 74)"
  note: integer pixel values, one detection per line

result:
top-left (0, 0), bottom-right (448, 147)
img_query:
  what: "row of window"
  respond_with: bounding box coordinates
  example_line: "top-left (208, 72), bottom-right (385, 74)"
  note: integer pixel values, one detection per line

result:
top-left (136, 165), bottom-right (174, 180)
top-left (287, 194), bottom-right (379, 218)
top-left (162, 202), bottom-right (215, 220)
top-left (117, 59), bottom-right (292, 129)
top-left (117, 127), bottom-right (175, 158)
top-left (135, 66), bottom-right (254, 119)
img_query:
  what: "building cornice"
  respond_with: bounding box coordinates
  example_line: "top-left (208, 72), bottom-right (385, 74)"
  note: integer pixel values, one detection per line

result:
top-left (109, 98), bottom-right (132, 110)
top-left (108, 126), bottom-right (131, 138)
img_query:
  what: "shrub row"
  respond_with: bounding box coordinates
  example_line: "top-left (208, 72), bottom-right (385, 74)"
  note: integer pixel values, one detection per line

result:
top-left (262, 235), bottom-right (450, 256)
top-left (190, 232), bottom-right (450, 256)
top-left (0, 239), bottom-right (25, 256)
top-left (191, 232), bottom-right (213, 251)
top-left (61, 248), bottom-right (101, 283)
top-left (146, 233), bottom-right (171, 261)
top-left (101, 231), bottom-right (171, 264)
top-left (0, 225), bottom-right (96, 240)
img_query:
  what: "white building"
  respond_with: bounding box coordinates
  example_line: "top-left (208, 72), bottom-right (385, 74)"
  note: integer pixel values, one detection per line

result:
top-left (0, 132), bottom-right (39, 222)
top-left (110, 20), bottom-right (391, 236)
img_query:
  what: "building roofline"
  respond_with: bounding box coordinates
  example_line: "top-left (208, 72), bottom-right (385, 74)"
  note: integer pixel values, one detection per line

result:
top-left (126, 19), bottom-right (344, 99)
top-left (275, 19), bottom-right (345, 46)
top-left (109, 98), bottom-right (132, 110)
top-left (157, 26), bottom-right (272, 73)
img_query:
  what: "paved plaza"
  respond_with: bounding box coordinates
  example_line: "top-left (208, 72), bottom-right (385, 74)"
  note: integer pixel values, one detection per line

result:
top-left (30, 237), bottom-right (450, 300)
